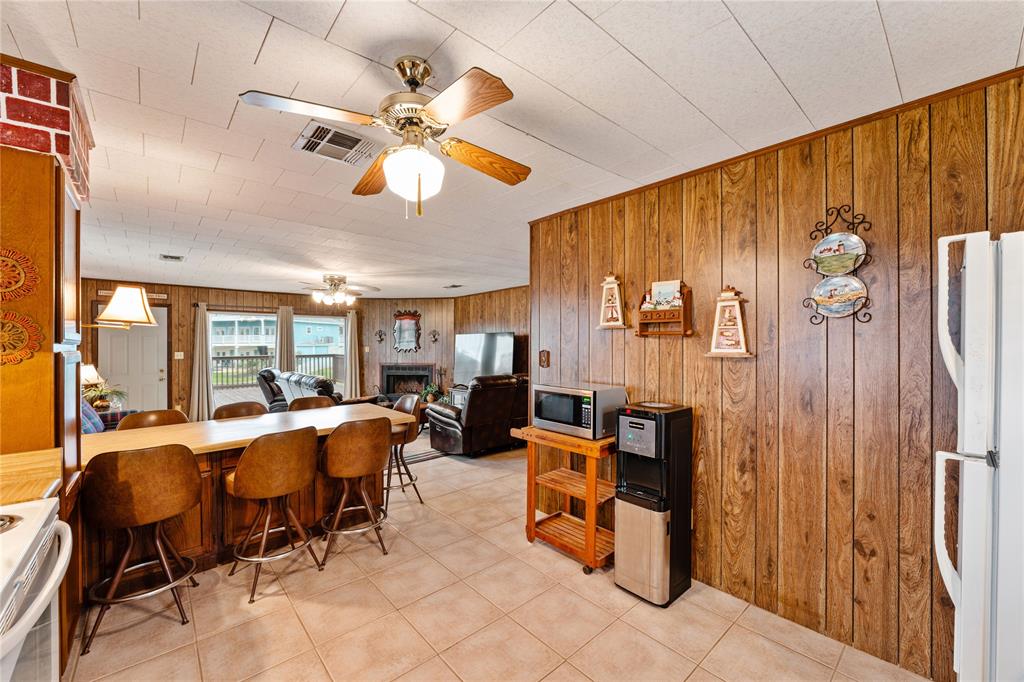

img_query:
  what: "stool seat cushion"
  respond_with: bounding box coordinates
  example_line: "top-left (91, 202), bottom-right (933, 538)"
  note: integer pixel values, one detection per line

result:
top-left (225, 470), bottom-right (237, 497)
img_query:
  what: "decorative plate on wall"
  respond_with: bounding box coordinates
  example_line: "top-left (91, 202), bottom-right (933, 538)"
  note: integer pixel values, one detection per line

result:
top-left (0, 248), bottom-right (41, 302)
top-left (0, 311), bottom-right (44, 365)
top-left (810, 275), bottom-right (868, 318)
top-left (810, 232), bottom-right (866, 276)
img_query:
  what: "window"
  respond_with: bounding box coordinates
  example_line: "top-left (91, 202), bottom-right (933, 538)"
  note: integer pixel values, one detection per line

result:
top-left (294, 315), bottom-right (347, 395)
top-left (210, 312), bottom-right (277, 408)
top-left (306, 326), bottom-right (312, 334)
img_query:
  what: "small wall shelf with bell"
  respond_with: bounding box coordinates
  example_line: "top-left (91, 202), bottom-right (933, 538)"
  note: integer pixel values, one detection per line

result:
top-left (705, 286), bottom-right (753, 358)
top-left (596, 273), bottom-right (627, 330)
top-left (801, 205), bottom-right (873, 324)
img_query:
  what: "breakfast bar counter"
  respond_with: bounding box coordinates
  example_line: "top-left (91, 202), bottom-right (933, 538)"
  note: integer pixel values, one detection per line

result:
top-left (80, 404), bottom-right (415, 589)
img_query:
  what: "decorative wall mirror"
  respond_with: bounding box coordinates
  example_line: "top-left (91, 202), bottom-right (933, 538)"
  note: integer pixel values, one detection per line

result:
top-left (393, 310), bottom-right (421, 352)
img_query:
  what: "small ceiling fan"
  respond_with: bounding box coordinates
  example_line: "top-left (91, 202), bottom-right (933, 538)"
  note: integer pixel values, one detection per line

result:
top-left (239, 56), bottom-right (531, 215)
top-left (300, 274), bottom-right (380, 306)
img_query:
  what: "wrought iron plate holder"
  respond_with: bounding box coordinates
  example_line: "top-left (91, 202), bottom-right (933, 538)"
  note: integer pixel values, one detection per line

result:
top-left (801, 205), bottom-right (873, 325)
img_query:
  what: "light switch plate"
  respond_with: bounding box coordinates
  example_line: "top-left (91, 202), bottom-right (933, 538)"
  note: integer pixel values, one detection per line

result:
top-left (174, 351), bottom-right (185, 360)
top-left (364, 346), bottom-right (369, 353)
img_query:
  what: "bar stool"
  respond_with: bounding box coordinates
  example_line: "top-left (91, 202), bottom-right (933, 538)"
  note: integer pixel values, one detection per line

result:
top-left (320, 417), bottom-right (391, 565)
top-left (226, 426), bottom-right (320, 603)
top-left (116, 408), bottom-right (189, 430)
top-left (385, 394), bottom-right (423, 510)
top-left (80, 444), bottom-right (201, 654)
top-left (213, 401), bottom-right (268, 419)
top-left (288, 396), bottom-right (335, 411)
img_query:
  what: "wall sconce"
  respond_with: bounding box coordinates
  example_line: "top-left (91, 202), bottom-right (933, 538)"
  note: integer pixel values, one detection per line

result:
top-left (374, 329), bottom-right (385, 343)
top-left (428, 329), bottom-right (440, 343)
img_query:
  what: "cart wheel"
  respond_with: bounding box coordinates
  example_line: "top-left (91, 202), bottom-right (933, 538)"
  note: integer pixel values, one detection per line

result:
top-left (582, 565), bottom-right (593, 575)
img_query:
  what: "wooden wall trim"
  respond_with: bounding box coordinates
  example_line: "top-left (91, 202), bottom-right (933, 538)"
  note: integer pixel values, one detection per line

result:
top-left (529, 65), bottom-right (1024, 226)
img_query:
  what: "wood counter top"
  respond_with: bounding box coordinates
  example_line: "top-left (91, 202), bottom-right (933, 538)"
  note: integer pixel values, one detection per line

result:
top-left (0, 447), bottom-right (62, 505)
top-left (82, 403), bottom-right (416, 464)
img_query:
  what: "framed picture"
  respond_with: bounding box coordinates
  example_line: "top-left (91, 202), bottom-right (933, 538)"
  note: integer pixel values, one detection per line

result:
top-left (650, 280), bottom-right (682, 308)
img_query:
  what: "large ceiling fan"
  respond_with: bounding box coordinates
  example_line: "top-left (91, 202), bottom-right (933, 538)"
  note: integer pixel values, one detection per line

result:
top-left (239, 56), bottom-right (531, 215)
top-left (300, 274), bottom-right (380, 306)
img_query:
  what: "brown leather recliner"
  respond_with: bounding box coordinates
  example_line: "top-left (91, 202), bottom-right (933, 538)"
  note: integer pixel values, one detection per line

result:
top-left (426, 375), bottom-right (518, 456)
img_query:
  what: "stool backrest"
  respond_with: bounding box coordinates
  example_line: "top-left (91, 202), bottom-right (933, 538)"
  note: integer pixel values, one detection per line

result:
top-left (117, 408), bottom-right (189, 430)
top-left (392, 394), bottom-right (420, 446)
top-left (83, 444), bottom-right (201, 529)
top-left (288, 396), bottom-right (335, 411)
top-left (233, 426), bottom-right (318, 499)
top-left (213, 401), bottom-right (268, 420)
top-left (323, 417), bottom-right (391, 479)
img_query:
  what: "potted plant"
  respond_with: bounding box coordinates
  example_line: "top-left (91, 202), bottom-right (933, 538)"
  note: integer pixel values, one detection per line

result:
top-left (83, 382), bottom-right (128, 412)
top-left (420, 383), bottom-right (443, 403)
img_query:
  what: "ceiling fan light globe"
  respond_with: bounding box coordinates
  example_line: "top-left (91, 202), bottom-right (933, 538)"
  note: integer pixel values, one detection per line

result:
top-left (322, 293), bottom-right (335, 305)
top-left (345, 294), bottom-right (356, 305)
top-left (383, 145), bottom-right (444, 202)
top-left (311, 290), bottom-right (324, 303)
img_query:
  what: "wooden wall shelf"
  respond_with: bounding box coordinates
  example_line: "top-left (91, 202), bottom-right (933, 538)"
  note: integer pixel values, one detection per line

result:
top-left (636, 304), bottom-right (693, 337)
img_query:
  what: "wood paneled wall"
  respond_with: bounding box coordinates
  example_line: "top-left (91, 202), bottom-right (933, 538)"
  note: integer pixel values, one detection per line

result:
top-left (454, 287), bottom-right (530, 374)
top-left (528, 71), bottom-right (1024, 680)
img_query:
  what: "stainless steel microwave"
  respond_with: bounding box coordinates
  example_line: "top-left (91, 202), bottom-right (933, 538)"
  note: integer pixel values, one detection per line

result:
top-left (532, 383), bottom-right (628, 439)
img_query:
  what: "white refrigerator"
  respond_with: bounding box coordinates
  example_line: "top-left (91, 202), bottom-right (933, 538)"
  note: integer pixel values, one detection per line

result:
top-left (935, 230), bottom-right (1023, 681)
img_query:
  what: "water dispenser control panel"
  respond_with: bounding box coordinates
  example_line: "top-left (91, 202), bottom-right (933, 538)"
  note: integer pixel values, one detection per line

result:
top-left (618, 415), bottom-right (657, 458)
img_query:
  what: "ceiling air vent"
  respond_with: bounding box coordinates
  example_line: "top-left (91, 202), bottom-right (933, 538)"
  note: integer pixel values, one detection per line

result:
top-left (159, 253), bottom-right (185, 262)
top-left (293, 121), bottom-right (381, 167)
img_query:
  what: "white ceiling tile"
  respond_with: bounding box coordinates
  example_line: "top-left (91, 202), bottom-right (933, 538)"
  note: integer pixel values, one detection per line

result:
top-left (878, 0), bottom-right (1024, 100)
top-left (326, 0), bottom-right (454, 64)
top-left (180, 167), bottom-right (246, 195)
top-left (258, 20), bottom-right (369, 105)
top-left (727, 0), bottom-right (901, 128)
top-left (259, 202), bottom-right (313, 222)
top-left (140, 70), bottom-right (237, 128)
top-left (238, 180), bottom-right (299, 206)
top-left (141, 1), bottom-right (272, 63)
top-left (14, 38), bottom-right (140, 101)
top-left (417, 0), bottom-right (548, 50)
top-left (215, 154), bottom-right (285, 184)
top-left (174, 201), bottom-right (231, 221)
top-left (574, 1), bottom-right (619, 21)
top-left (255, 140), bottom-right (326, 175)
top-left (106, 148), bottom-right (181, 183)
top-left (275, 170), bottom-right (339, 196)
top-left (183, 119), bottom-right (262, 160)
top-left (67, 1), bottom-right (198, 81)
top-left (207, 191), bottom-right (262, 213)
top-left (227, 210), bottom-right (279, 229)
top-left (144, 134), bottom-right (219, 170)
top-left (244, 1), bottom-right (343, 38)
top-left (229, 97), bottom-right (311, 145)
top-left (1, 0), bottom-right (76, 49)
top-left (192, 43), bottom-right (298, 105)
top-left (90, 122), bottom-right (146, 155)
top-left (90, 91), bottom-right (187, 140)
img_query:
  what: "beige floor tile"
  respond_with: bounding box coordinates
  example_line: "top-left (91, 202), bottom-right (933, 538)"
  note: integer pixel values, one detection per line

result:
top-left (429, 535), bottom-right (510, 578)
top-left (702, 626), bottom-right (833, 682)
top-left (96, 643), bottom-right (200, 682)
top-left (518, 542), bottom-right (589, 580)
top-left (738, 605), bottom-right (844, 668)
top-left (386, 500), bottom-right (451, 528)
top-left (369, 555), bottom-right (459, 608)
top-left (448, 504), bottom-right (519, 533)
top-left (679, 581), bottom-right (748, 621)
top-left (345, 532), bottom-right (424, 574)
top-left (292, 578), bottom-right (394, 644)
top-left (190, 572), bottom-right (290, 638)
top-left (402, 516), bottom-right (474, 551)
top-left (400, 581), bottom-right (504, 651)
top-left (559, 567), bottom-right (640, 617)
top-left (832, 673), bottom-right (857, 682)
top-left (318, 612), bottom-right (435, 682)
top-left (687, 668), bottom-right (725, 682)
top-left (187, 563), bottom-right (266, 603)
top-left (441, 617), bottom-right (562, 682)
top-left (835, 646), bottom-right (929, 681)
top-left (244, 651), bottom-right (331, 681)
top-left (569, 621), bottom-right (695, 682)
top-left (544, 662), bottom-right (592, 681)
top-left (479, 517), bottom-right (534, 555)
top-left (621, 598), bottom-right (732, 662)
top-left (197, 608), bottom-right (313, 682)
top-left (443, 468), bottom-right (509, 490)
top-left (395, 656), bottom-right (461, 681)
top-left (465, 557), bottom-right (556, 611)
top-left (74, 605), bottom-right (195, 682)
top-left (98, 588), bottom-right (190, 631)
top-left (510, 585), bottom-right (615, 657)
top-left (275, 549), bottom-right (362, 601)
top-left (426, 489), bottom-right (483, 515)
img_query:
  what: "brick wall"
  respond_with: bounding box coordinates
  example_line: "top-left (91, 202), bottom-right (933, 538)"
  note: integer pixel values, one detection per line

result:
top-left (0, 60), bottom-right (91, 200)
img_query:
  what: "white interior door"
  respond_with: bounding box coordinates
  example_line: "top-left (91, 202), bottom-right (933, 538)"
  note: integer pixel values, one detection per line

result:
top-left (98, 306), bottom-right (168, 411)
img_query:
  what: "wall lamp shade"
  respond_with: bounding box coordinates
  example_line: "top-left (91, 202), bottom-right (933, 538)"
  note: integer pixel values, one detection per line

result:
top-left (93, 285), bottom-right (158, 329)
top-left (80, 364), bottom-right (104, 385)
top-left (383, 145), bottom-right (444, 202)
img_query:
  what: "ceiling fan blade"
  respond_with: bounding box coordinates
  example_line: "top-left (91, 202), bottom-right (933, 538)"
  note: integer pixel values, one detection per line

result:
top-left (239, 90), bottom-right (375, 126)
top-left (422, 67), bottom-right (512, 125)
top-left (345, 283), bottom-right (381, 293)
top-left (438, 138), bottom-right (531, 186)
top-left (352, 150), bottom-right (389, 196)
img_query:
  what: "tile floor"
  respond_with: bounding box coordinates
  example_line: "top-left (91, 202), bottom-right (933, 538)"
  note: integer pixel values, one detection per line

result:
top-left (63, 447), bottom-right (927, 682)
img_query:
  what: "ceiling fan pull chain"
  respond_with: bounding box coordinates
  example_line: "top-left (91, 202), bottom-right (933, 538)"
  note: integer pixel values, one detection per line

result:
top-left (416, 173), bottom-right (423, 217)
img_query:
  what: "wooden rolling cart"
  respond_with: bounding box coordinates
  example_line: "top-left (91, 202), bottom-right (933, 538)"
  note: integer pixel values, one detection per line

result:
top-left (511, 426), bottom-right (616, 574)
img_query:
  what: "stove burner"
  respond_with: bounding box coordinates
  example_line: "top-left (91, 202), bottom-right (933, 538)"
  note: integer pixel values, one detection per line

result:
top-left (0, 514), bottom-right (22, 533)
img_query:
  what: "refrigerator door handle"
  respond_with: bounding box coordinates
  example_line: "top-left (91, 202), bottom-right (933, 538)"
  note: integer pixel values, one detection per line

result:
top-left (934, 451), bottom-right (962, 611)
top-left (937, 235), bottom-right (965, 392)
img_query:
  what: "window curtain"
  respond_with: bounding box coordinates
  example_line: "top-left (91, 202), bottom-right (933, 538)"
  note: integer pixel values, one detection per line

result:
top-left (275, 305), bottom-right (295, 372)
top-left (344, 309), bottom-right (361, 398)
top-left (189, 302), bottom-right (214, 421)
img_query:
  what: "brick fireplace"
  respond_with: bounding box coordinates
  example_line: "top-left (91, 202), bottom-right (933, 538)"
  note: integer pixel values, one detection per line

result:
top-left (380, 363), bottom-right (434, 401)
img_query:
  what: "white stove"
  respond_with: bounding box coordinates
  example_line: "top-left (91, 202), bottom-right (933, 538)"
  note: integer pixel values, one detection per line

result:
top-left (0, 498), bottom-right (71, 682)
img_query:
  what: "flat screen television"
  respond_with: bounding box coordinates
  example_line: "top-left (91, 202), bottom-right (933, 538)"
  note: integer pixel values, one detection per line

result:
top-left (454, 332), bottom-right (514, 385)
